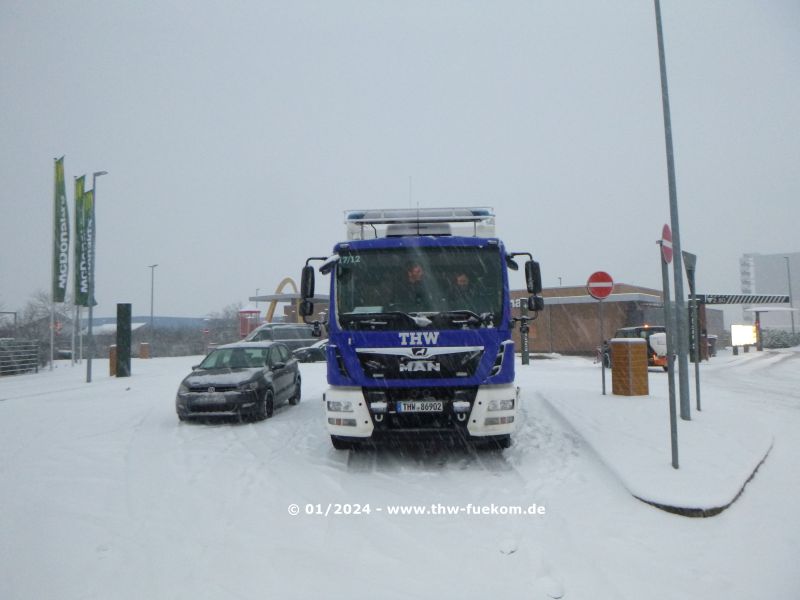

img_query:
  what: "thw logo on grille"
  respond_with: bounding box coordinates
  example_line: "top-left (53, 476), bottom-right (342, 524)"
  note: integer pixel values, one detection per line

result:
top-left (398, 332), bottom-right (440, 346)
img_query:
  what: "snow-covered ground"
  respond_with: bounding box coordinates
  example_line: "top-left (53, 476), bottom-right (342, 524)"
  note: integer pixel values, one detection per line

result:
top-left (1, 349), bottom-right (798, 599)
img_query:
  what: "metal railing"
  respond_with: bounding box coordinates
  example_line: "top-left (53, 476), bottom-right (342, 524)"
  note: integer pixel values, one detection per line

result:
top-left (0, 340), bottom-right (40, 376)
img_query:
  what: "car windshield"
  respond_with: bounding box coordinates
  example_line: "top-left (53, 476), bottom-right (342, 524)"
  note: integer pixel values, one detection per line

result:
top-left (335, 246), bottom-right (503, 330)
top-left (198, 347), bottom-right (267, 369)
top-left (616, 326), bottom-right (665, 339)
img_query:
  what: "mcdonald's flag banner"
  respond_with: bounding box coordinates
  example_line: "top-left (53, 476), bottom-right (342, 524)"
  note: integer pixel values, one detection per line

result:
top-left (52, 157), bottom-right (69, 302)
top-left (74, 175), bottom-right (90, 307)
top-left (84, 188), bottom-right (96, 306)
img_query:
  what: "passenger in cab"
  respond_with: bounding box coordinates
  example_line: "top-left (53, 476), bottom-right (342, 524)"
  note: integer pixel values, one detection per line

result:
top-left (394, 261), bottom-right (431, 309)
top-left (451, 271), bottom-right (475, 310)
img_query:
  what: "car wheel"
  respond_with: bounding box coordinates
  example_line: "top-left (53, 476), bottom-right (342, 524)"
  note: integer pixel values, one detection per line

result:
top-left (265, 391), bottom-right (275, 418)
top-left (289, 376), bottom-right (302, 406)
top-left (256, 390), bottom-right (275, 420)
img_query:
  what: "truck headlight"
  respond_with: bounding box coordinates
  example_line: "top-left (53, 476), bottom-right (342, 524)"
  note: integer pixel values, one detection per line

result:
top-left (327, 400), bottom-right (354, 412)
top-left (487, 398), bottom-right (515, 411)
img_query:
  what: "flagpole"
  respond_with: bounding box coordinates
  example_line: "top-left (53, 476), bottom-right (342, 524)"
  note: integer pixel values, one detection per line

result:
top-left (71, 304), bottom-right (77, 366)
top-left (74, 174), bottom-right (84, 365)
top-left (50, 158), bottom-right (55, 370)
top-left (50, 298), bottom-right (55, 370)
top-left (50, 157), bottom-right (60, 371)
top-left (86, 170), bottom-right (107, 383)
top-left (78, 307), bottom-right (83, 362)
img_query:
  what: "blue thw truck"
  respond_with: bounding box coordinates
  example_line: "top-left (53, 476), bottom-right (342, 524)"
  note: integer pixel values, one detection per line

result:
top-left (300, 207), bottom-right (543, 449)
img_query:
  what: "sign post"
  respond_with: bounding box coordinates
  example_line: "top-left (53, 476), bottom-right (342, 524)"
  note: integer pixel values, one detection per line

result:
top-left (683, 251), bottom-right (701, 412)
top-left (659, 225), bottom-right (679, 469)
top-left (587, 271), bottom-right (614, 395)
top-left (654, 0), bottom-right (691, 422)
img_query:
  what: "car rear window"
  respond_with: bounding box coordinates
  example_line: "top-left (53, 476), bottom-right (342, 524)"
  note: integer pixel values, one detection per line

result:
top-left (249, 329), bottom-right (273, 341)
top-left (272, 326), bottom-right (314, 340)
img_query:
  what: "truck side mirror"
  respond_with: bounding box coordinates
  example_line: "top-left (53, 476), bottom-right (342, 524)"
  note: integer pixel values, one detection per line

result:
top-left (300, 265), bottom-right (315, 300)
top-left (525, 260), bottom-right (542, 295)
top-left (299, 300), bottom-right (314, 318)
top-left (528, 296), bottom-right (544, 312)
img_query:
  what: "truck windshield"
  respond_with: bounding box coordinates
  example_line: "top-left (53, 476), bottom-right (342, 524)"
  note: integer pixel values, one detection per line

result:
top-left (335, 246), bottom-right (503, 330)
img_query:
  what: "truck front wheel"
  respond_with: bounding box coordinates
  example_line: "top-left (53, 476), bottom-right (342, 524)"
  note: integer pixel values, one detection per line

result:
top-left (494, 435), bottom-right (512, 449)
top-left (471, 435), bottom-right (511, 450)
top-left (331, 435), bottom-right (357, 450)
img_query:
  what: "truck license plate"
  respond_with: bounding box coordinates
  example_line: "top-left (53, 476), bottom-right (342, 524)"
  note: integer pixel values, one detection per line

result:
top-left (397, 400), bottom-right (443, 413)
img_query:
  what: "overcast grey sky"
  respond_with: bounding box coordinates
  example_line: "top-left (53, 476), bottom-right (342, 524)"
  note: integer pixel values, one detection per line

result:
top-left (2, 1), bottom-right (798, 319)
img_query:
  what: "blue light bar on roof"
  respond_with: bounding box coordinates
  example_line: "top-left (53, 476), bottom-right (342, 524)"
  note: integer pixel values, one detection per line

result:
top-left (344, 207), bottom-right (496, 240)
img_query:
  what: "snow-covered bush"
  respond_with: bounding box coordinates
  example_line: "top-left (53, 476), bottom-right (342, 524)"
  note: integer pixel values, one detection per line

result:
top-left (761, 329), bottom-right (800, 349)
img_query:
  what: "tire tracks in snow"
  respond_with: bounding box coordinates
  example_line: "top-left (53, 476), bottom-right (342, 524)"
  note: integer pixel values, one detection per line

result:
top-left (704, 350), bottom-right (800, 411)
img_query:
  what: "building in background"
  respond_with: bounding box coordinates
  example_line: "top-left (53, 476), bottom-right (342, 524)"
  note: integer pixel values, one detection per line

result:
top-left (511, 284), bottom-right (725, 356)
top-left (740, 252), bottom-right (799, 329)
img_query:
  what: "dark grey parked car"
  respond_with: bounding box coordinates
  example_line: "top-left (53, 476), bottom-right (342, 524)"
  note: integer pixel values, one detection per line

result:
top-left (244, 323), bottom-right (317, 351)
top-left (176, 341), bottom-right (301, 422)
top-left (292, 339), bottom-right (329, 363)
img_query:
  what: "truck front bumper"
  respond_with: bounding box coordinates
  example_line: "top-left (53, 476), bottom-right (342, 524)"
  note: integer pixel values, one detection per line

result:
top-left (324, 384), bottom-right (518, 440)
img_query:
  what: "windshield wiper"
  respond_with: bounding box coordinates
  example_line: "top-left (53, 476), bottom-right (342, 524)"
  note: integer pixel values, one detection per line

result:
top-left (437, 310), bottom-right (494, 328)
top-left (341, 311), bottom-right (432, 329)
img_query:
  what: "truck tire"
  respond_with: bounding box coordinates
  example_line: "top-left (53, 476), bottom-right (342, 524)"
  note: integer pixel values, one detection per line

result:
top-left (330, 436), bottom-right (356, 450)
top-left (498, 435), bottom-right (512, 449)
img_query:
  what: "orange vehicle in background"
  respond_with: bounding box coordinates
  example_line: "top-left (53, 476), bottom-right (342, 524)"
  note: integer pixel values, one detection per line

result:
top-left (603, 325), bottom-right (669, 371)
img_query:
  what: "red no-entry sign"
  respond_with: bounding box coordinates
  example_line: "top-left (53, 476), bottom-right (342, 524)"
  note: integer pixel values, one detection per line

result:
top-left (661, 224), bottom-right (673, 264)
top-left (587, 271), bottom-right (614, 300)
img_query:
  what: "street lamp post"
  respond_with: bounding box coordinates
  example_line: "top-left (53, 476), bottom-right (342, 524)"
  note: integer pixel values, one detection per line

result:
top-left (86, 170), bottom-right (107, 383)
top-left (148, 264), bottom-right (158, 349)
top-left (786, 256), bottom-right (796, 335)
top-left (654, 0), bottom-right (691, 420)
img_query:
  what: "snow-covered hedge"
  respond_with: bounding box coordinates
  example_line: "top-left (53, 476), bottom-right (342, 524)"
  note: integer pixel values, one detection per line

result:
top-left (761, 329), bottom-right (800, 349)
